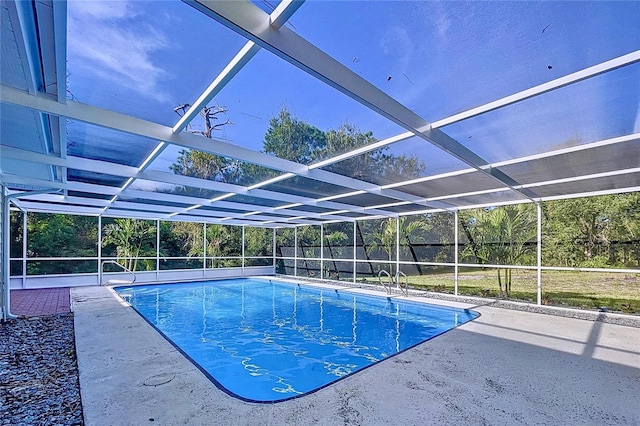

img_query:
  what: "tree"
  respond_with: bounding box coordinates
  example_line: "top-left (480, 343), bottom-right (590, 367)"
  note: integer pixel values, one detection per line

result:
top-left (102, 218), bottom-right (156, 271)
top-left (261, 107), bottom-right (426, 184)
top-left (171, 150), bottom-right (241, 185)
top-left (322, 122), bottom-right (425, 184)
top-left (157, 221), bottom-right (205, 270)
top-left (608, 193), bottom-right (640, 267)
top-left (169, 105), bottom-right (426, 203)
top-left (244, 227), bottom-right (273, 257)
top-left (460, 204), bottom-right (537, 297)
top-left (174, 102), bottom-right (231, 139)
top-left (205, 223), bottom-right (229, 259)
top-left (10, 211), bottom-right (24, 259)
top-left (27, 213), bottom-right (97, 258)
top-left (422, 212), bottom-right (456, 264)
top-left (543, 193), bottom-right (640, 268)
top-left (364, 218), bottom-right (397, 268)
top-left (323, 228), bottom-right (349, 279)
top-left (363, 217), bottom-right (432, 277)
top-left (161, 221), bottom-right (204, 258)
top-left (25, 213), bottom-right (98, 274)
top-left (398, 216), bottom-right (431, 274)
top-left (294, 225), bottom-right (321, 277)
top-left (275, 228), bottom-right (295, 274)
top-left (170, 103), bottom-right (239, 194)
top-left (263, 107), bottom-right (327, 163)
top-left (544, 197), bottom-right (609, 265)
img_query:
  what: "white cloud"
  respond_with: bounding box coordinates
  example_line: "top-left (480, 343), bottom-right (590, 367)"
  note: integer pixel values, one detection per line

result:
top-left (434, 11), bottom-right (452, 43)
top-left (379, 26), bottom-right (413, 72)
top-left (69, 0), bottom-right (135, 20)
top-left (67, 0), bottom-right (172, 102)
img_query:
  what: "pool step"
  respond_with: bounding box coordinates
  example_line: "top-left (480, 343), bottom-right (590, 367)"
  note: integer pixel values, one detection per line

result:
top-left (105, 279), bottom-right (134, 286)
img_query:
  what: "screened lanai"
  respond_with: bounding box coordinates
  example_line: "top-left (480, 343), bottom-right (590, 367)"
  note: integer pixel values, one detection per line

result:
top-left (1, 0), bottom-right (639, 317)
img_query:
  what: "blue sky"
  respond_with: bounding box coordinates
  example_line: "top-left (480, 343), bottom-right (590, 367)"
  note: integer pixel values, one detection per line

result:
top-left (66, 0), bottom-right (640, 185)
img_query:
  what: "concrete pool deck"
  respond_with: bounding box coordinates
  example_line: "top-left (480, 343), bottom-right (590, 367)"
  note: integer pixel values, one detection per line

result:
top-left (72, 284), bottom-right (639, 425)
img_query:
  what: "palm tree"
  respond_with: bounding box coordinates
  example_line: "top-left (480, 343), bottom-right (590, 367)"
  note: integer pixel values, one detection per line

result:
top-left (324, 230), bottom-right (348, 279)
top-left (102, 218), bottom-right (156, 271)
top-left (366, 218), bottom-right (397, 267)
top-left (366, 217), bottom-right (430, 275)
top-left (461, 205), bottom-right (536, 297)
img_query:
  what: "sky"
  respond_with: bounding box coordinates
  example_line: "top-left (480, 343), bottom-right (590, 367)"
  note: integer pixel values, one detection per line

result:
top-left (66, 0), bottom-right (640, 186)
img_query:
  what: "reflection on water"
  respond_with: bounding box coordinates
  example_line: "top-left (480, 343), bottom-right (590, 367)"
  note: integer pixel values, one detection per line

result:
top-left (395, 303), bottom-right (400, 353)
top-left (352, 296), bottom-right (357, 345)
top-left (115, 279), bottom-right (478, 402)
top-left (319, 293), bottom-right (324, 332)
top-left (200, 285), bottom-right (207, 342)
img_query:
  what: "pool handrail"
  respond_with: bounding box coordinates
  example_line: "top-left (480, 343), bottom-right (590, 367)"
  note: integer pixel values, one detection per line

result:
top-left (377, 270), bottom-right (393, 294)
top-left (100, 260), bottom-right (137, 286)
top-left (396, 270), bottom-right (408, 296)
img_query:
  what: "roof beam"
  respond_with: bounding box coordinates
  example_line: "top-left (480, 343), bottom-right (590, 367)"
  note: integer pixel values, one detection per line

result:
top-left (106, 201), bottom-right (322, 226)
top-left (14, 197), bottom-right (305, 227)
top-left (5, 132), bottom-right (638, 218)
top-left (52, 0), bottom-right (67, 103)
top-left (26, 194), bottom-right (109, 208)
top-left (108, 200), bottom-right (313, 224)
top-left (172, 0), bottom-right (303, 133)
top-left (171, 42), bottom-right (260, 133)
top-left (383, 133), bottom-right (640, 190)
top-left (0, 87), bottom-right (302, 177)
top-left (131, 0), bottom-right (304, 217)
top-left (7, 169), bottom-right (639, 222)
top-left (518, 168), bottom-right (640, 190)
top-left (161, 213), bottom-right (294, 228)
top-left (248, 51), bottom-right (640, 183)
top-left (0, 170), bottom-right (388, 220)
top-left (302, 51), bottom-right (640, 176)
top-left (269, 0), bottom-right (304, 28)
top-left (187, 0), bottom-right (538, 202)
top-left (431, 51), bottom-right (640, 129)
top-left (120, 190), bottom-right (357, 222)
top-left (536, 186), bottom-right (640, 203)
top-left (17, 201), bottom-right (104, 216)
top-left (7, 0), bottom-right (41, 95)
top-left (0, 85), bottom-right (446, 211)
top-left (14, 198), bottom-right (291, 228)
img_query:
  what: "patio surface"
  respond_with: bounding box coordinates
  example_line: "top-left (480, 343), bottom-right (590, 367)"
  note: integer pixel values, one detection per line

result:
top-left (10, 288), bottom-right (71, 316)
top-left (72, 283), bottom-right (640, 425)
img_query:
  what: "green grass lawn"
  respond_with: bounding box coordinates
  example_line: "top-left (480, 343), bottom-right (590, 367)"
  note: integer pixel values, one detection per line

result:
top-left (362, 269), bottom-right (640, 315)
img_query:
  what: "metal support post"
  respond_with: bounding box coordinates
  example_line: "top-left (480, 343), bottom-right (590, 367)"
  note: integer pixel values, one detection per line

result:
top-left (537, 202), bottom-right (542, 305)
top-left (242, 225), bottom-right (245, 275)
top-left (353, 221), bottom-right (357, 284)
top-left (272, 228), bottom-right (276, 271)
top-left (320, 225), bottom-right (324, 280)
top-left (22, 211), bottom-right (27, 288)
top-left (97, 215), bottom-right (102, 286)
top-left (156, 219), bottom-right (160, 281)
top-left (454, 210), bottom-right (459, 296)
top-left (396, 217), bottom-right (400, 278)
top-left (203, 222), bottom-right (207, 277)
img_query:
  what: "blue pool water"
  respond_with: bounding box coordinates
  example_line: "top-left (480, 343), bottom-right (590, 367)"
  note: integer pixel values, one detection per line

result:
top-left (115, 278), bottom-right (478, 402)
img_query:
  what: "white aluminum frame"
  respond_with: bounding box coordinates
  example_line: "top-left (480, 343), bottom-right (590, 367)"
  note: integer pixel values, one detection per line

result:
top-left (0, 0), bottom-right (638, 225)
top-left (1, 0), bottom-right (639, 311)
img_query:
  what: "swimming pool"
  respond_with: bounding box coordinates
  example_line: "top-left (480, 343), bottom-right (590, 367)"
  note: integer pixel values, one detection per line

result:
top-left (114, 278), bottom-right (479, 402)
